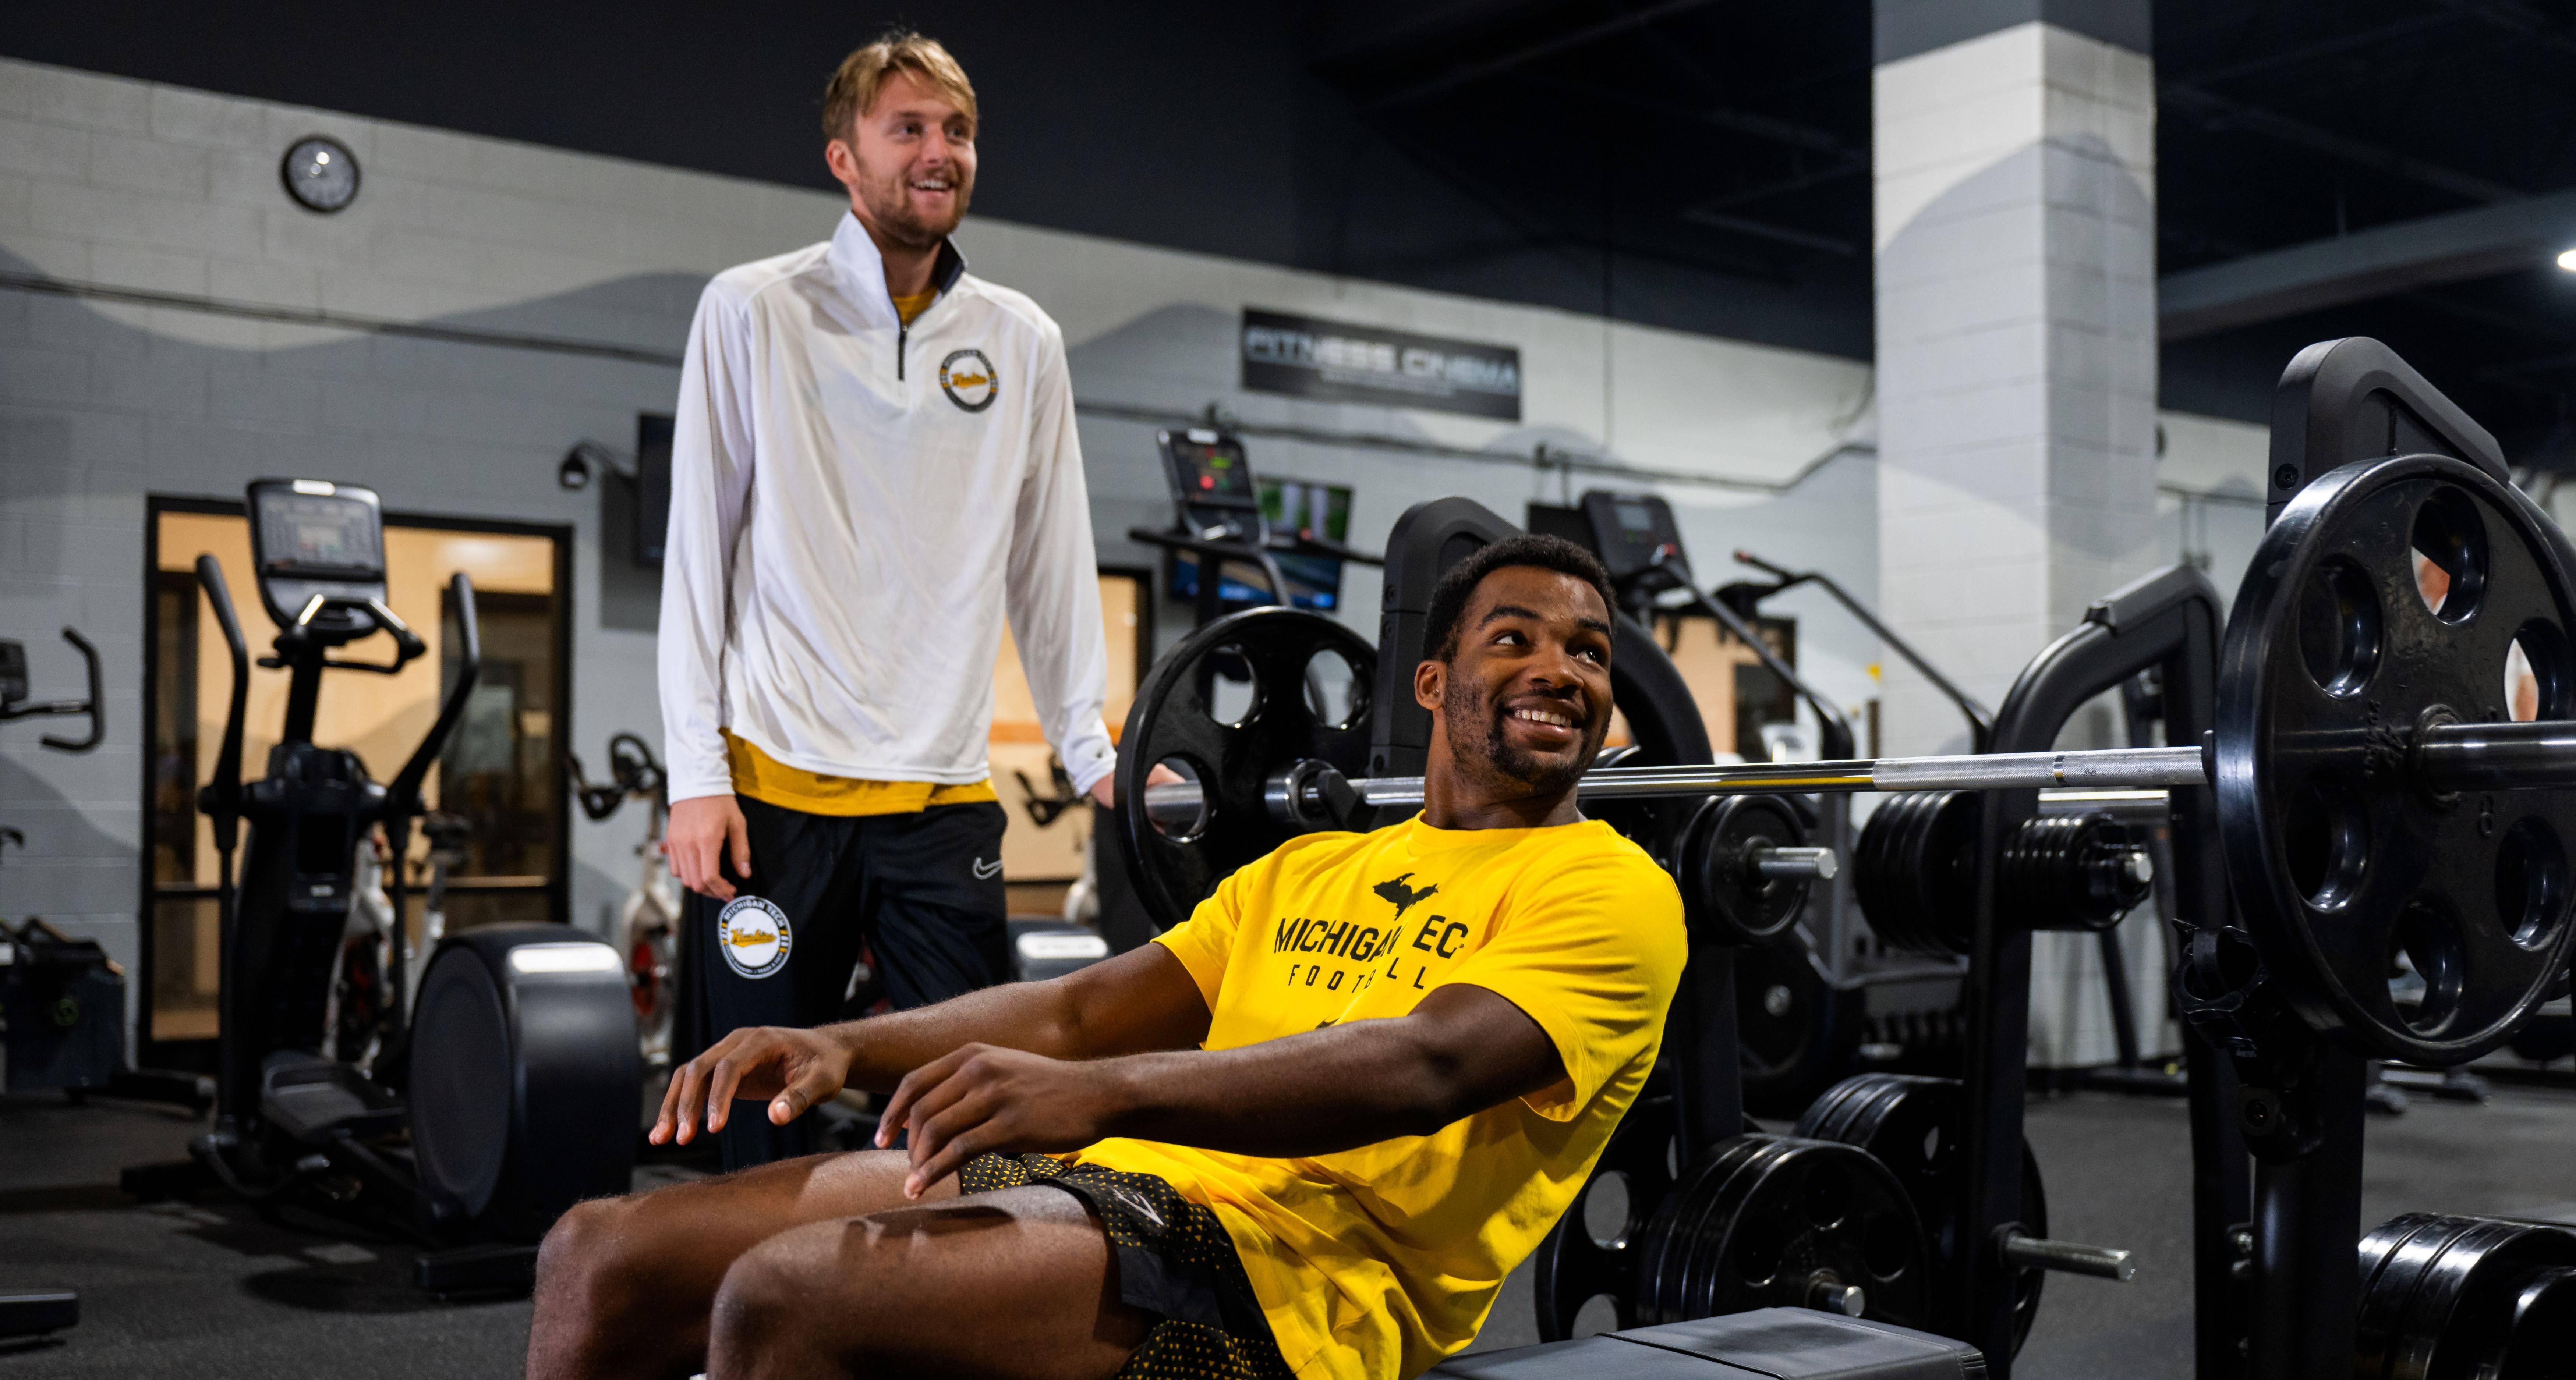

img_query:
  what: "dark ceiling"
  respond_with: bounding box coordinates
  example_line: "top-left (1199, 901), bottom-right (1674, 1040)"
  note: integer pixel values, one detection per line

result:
top-left (1307, 0), bottom-right (1876, 317)
top-left (10, 1), bottom-right (2576, 458)
top-left (2152, 0), bottom-right (2576, 462)
top-left (1327, 0), bottom-right (2576, 460)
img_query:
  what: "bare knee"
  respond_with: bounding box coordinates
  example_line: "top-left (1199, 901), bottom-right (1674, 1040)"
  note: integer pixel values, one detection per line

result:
top-left (533, 1195), bottom-right (663, 1335)
top-left (710, 1219), bottom-right (922, 1379)
top-left (710, 1233), bottom-right (836, 1377)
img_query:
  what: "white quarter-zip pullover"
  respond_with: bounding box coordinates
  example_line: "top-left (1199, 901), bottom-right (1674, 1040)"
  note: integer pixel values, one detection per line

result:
top-left (659, 214), bottom-right (1113, 805)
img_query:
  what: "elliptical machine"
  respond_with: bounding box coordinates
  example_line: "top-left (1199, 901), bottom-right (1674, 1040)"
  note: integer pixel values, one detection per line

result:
top-left (130, 479), bottom-right (640, 1292)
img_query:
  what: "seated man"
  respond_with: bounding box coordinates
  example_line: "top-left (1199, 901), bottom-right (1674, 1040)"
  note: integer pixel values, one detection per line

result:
top-left (527, 534), bottom-right (1687, 1380)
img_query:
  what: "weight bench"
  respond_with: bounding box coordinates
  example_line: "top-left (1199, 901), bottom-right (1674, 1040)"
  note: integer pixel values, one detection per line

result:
top-left (1426, 1309), bottom-right (1982, 1379)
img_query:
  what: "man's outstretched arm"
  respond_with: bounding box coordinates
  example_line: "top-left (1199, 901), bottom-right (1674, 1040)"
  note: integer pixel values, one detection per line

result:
top-left (877, 982), bottom-right (1564, 1198)
top-left (651, 942), bottom-right (1213, 1146)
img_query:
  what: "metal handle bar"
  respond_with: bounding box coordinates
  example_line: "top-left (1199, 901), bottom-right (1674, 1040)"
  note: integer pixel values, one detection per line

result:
top-left (0, 628), bottom-right (104, 752)
top-left (193, 557), bottom-right (251, 842)
top-left (1142, 718), bottom-right (2576, 827)
top-left (1751, 845), bottom-right (1838, 881)
top-left (2000, 1230), bottom-right (2136, 1282)
top-left (269, 594), bottom-right (425, 674)
top-left (385, 572), bottom-right (478, 820)
top-left (1139, 746), bottom-right (2210, 828)
top-left (1731, 549), bottom-right (1995, 749)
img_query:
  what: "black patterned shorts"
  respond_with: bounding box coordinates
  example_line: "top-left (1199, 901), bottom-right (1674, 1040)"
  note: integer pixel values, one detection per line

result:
top-left (959, 1153), bottom-right (1295, 1380)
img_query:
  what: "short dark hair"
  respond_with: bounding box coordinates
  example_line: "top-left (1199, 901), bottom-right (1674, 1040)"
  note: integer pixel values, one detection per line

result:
top-left (1424, 534), bottom-right (1620, 663)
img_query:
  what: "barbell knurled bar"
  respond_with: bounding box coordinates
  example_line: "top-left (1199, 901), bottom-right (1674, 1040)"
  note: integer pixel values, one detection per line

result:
top-left (1144, 719), bottom-right (2576, 829)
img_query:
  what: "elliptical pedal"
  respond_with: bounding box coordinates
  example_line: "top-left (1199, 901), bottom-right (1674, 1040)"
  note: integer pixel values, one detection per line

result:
top-left (259, 1050), bottom-right (404, 1143)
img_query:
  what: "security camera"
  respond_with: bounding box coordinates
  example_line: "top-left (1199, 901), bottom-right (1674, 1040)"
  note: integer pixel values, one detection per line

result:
top-left (559, 440), bottom-right (632, 491)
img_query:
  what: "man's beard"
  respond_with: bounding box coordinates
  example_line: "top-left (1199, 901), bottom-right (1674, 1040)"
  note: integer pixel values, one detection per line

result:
top-left (1442, 674), bottom-right (1600, 799)
top-left (857, 166), bottom-right (970, 249)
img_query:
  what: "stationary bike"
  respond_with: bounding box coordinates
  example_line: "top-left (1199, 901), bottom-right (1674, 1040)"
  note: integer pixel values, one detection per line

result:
top-left (127, 479), bottom-right (640, 1291)
top-left (568, 733), bottom-right (680, 1067)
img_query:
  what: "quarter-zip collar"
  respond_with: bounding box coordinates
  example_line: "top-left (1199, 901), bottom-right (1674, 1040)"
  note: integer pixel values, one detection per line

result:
top-left (825, 211), bottom-right (969, 330)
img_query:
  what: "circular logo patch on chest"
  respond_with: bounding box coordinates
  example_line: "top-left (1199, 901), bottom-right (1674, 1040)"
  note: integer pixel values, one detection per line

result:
top-left (939, 348), bottom-right (998, 413)
top-left (716, 896), bottom-right (793, 979)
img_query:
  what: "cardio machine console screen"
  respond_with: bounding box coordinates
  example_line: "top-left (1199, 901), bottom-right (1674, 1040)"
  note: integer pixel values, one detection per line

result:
top-left (1579, 491), bottom-right (1689, 584)
top-left (255, 488), bottom-right (384, 580)
top-left (1162, 431), bottom-right (1260, 511)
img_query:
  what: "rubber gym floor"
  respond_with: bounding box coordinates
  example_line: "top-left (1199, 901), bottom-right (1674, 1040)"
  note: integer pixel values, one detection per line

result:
top-left (4, 1077), bottom-right (2572, 1379)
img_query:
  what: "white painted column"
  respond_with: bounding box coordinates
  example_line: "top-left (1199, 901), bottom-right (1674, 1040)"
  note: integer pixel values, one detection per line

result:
top-left (1872, 3), bottom-right (2164, 1065)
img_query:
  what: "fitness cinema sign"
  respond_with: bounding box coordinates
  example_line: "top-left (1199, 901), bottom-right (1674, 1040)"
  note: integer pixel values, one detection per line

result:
top-left (1240, 308), bottom-right (1522, 421)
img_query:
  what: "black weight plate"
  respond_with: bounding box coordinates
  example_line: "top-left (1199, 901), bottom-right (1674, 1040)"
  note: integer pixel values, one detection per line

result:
top-left (1113, 608), bottom-right (1377, 934)
top-left (2218, 454), bottom-right (2576, 1063)
top-left (1630, 1134), bottom-right (1930, 1331)
top-left (1679, 795), bottom-right (1811, 945)
top-left (2356, 1211), bottom-right (2576, 1380)
top-left (1735, 936), bottom-right (1864, 1118)
top-left (1532, 1093), bottom-right (1678, 1341)
top-left (1794, 1073), bottom-right (2048, 1356)
top-left (1854, 792), bottom-right (1981, 956)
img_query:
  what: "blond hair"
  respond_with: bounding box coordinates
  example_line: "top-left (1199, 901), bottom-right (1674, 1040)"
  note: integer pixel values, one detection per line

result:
top-left (821, 31), bottom-right (978, 141)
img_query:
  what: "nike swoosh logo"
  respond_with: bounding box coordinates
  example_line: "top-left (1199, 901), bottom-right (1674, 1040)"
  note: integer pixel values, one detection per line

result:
top-left (972, 857), bottom-right (1003, 880)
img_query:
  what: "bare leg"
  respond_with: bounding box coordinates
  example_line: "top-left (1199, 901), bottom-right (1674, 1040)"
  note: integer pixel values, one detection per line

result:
top-left (528, 1148), bottom-right (957, 1380)
top-left (709, 1185), bottom-right (1151, 1380)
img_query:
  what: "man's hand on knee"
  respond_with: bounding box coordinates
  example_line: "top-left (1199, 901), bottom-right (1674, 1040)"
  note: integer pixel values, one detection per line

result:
top-left (875, 1043), bottom-right (1120, 1199)
top-left (654, 1025), bottom-right (854, 1145)
top-left (666, 794), bottom-right (751, 900)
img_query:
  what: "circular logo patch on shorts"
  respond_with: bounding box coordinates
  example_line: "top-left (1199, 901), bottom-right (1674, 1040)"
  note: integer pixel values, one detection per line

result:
top-left (717, 896), bottom-right (792, 979)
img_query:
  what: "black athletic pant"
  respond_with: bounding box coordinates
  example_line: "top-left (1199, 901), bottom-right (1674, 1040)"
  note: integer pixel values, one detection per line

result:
top-left (677, 794), bottom-right (1009, 1171)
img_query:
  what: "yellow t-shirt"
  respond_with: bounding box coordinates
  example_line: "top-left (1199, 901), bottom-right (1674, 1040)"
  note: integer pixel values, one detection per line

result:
top-left (892, 288), bottom-right (937, 324)
top-left (1068, 815), bottom-right (1686, 1380)
top-left (724, 731), bottom-right (996, 817)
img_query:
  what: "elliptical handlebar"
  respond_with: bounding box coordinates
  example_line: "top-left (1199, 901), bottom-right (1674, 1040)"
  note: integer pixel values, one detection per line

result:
top-left (385, 572), bottom-right (478, 822)
top-left (193, 556), bottom-right (251, 846)
top-left (268, 593), bottom-right (428, 675)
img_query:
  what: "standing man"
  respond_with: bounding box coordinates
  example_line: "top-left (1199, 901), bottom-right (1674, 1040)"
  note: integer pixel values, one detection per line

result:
top-left (659, 31), bottom-right (1115, 1170)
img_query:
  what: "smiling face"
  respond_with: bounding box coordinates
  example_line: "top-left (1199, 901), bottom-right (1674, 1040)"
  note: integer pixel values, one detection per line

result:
top-left (826, 69), bottom-right (977, 250)
top-left (1416, 565), bottom-right (1616, 805)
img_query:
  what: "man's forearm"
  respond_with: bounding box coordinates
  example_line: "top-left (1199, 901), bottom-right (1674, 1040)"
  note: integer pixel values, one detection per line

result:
top-left (827, 982), bottom-right (1083, 1093)
top-left (831, 945), bottom-right (1214, 1093)
top-left (1091, 1007), bottom-right (1553, 1160)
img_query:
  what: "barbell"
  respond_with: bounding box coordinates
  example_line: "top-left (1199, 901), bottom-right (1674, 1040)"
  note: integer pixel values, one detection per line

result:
top-left (1118, 453), bottom-right (2576, 1071)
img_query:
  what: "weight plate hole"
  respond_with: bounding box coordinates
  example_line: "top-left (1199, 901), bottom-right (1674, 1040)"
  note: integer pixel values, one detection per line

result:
top-left (1581, 1170), bottom-right (1632, 1250)
top-left (1800, 1163), bottom-right (1851, 1229)
top-left (1919, 1127), bottom-right (1942, 1169)
top-left (2388, 903), bottom-right (2466, 1035)
top-left (2506, 621), bottom-right (2571, 722)
top-left (1147, 757), bottom-right (1209, 842)
top-left (2410, 486), bottom-right (2488, 625)
top-left (2283, 778), bottom-right (2368, 911)
top-left (1862, 1211), bottom-right (1913, 1281)
top-left (1734, 1212), bottom-right (1788, 1287)
top-left (1569, 1295), bottom-right (1622, 1339)
top-left (1200, 645), bottom-right (1260, 728)
top-left (1300, 645), bottom-right (1367, 730)
top-left (2495, 817), bottom-right (2570, 951)
top-left (2298, 556), bottom-right (2382, 698)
